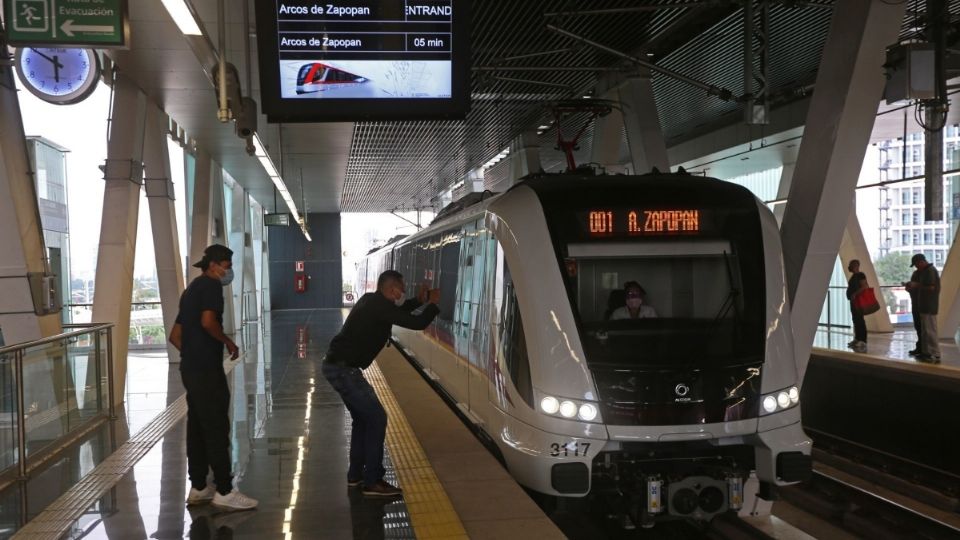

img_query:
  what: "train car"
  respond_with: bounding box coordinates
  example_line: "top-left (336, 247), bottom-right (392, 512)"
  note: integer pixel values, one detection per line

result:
top-left (295, 62), bottom-right (368, 94)
top-left (359, 171), bottom-right (812, 526)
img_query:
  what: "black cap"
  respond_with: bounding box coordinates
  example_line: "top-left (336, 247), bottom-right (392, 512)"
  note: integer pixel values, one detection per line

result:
top-left (910, 253), bottom-right (926, 267)
top-left (193, 244), bottom-right (234, 269)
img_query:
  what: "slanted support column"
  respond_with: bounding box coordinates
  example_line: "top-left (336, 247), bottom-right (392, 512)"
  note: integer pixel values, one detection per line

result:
top-left (0, 58), bottom-right (61, 342)
top-left (936, 230), bottom-right (960, 339)
top-left (188, 150), bottom-right (214, 282)
top-left (590, 92), bottom-right (625, 173)
top-left (619, 72), bottom-right (669, 173)
top-left (510, 130), bottom-right (542, 182)
top-left (773, 162), bottom-right (795, 225)
top-left (209, 167), bottom-right (236, 335)
top-left (92, 74), bottom-right (148, 402)
top-left (839, 207), bottom-right (893, 333)
top-left (143, 104), bottom-right (185, 363)
top-left (780, 0), bottom-right (906, 383)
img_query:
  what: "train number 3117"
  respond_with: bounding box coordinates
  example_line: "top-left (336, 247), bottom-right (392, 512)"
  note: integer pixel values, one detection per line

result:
top-left (549, 441), bottom-right (591, 457)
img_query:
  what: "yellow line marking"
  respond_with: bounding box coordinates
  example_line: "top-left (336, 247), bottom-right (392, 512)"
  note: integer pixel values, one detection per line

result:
top-left (366, 362), bottom-right (469, 539)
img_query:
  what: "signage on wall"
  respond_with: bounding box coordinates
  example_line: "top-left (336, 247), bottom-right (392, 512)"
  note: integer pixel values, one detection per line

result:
top-left (295, 260), bottom-right (305, 272)
top-left (3, 0), bottom-right (129, 47)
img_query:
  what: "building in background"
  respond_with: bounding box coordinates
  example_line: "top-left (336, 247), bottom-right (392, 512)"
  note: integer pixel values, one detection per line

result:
top-left (25, 137), bottom-right (72, 323)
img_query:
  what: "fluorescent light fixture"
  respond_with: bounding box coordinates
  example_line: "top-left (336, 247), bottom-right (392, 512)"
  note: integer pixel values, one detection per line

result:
top-left (160, 0), bottom-right (203, 35)
top-left (251, 132), bottom-right (308, 240)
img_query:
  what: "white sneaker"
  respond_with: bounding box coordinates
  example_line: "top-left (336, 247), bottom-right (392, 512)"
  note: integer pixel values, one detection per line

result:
top-left (186, 484), bottom-right (217, 505)
top-left (853, 341), bottom-right (867, 353)
top-left (212, 489), bottom-right (258, 511)
top-left (847, 340), bottom-right (858, 347)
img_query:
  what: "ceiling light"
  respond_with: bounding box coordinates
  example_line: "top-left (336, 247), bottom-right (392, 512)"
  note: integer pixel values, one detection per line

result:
top-left (160, 0), bottom-right (203, 36)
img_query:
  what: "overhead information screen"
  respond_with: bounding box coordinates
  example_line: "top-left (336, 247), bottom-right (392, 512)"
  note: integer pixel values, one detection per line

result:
top-left (255, 0), bottom-right (470, 122)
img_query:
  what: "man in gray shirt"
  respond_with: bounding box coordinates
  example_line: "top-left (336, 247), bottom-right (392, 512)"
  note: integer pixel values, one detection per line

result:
top-left (906, 254), bottom-right (941, 363)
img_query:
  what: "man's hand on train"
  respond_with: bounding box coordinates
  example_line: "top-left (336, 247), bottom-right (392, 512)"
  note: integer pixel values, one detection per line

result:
top-left (427, 288), bottom-right (441, 304)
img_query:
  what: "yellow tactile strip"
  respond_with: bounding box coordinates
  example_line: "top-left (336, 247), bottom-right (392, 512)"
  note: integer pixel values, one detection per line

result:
top-left (365, 362), bottom-right (469, 539)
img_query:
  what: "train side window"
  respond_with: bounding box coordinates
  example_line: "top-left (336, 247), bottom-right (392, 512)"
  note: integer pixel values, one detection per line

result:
top-left (496, 245), bottom-right (533, 407)
top-left (437, 231), bottom-right (460, 319)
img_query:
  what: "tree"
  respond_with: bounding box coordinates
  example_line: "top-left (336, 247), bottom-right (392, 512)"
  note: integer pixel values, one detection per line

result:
top-left (873, 252), bottom-right (912, 309)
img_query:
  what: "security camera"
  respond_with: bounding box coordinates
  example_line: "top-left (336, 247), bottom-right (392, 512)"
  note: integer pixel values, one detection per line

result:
top-left (235, 97), bottom-right (258, 139)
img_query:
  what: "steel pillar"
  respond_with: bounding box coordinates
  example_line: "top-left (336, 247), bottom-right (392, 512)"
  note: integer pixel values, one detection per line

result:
top-left (210, 167), bottom-right (236, 334)
top-left (780, 0), bottom-right (906, 383)
top-left (0, 55), bottom-right (61, 343)
top-left (936, 229), bottom-right (960, 339)
top-left (91, 74), bottom-right (148, 403)
top-left (143, 104), bottom-right (185, 363)
top-left (618, 73), bottom-right (669, 173)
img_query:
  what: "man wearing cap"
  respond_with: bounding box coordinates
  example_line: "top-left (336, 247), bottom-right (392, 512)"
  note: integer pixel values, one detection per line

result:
top-left (905, 254), bottom-right (941, 363)
top-left (168, 244), bottom-right (258, 511)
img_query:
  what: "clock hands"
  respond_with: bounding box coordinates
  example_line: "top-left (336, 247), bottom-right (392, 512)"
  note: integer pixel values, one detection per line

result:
top-left (30, 49), bottom-right (65, 82)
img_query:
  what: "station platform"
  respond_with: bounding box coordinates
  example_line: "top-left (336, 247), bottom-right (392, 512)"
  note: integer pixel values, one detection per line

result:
top-left (814, 326), bottom-right (960, 369)
top-left (3, 309), bottom-right (561, 539)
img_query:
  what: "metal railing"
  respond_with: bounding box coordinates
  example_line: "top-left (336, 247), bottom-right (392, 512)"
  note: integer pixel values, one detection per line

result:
top-left (822, 284), bottom-right (913, 330)
top-left (0, 323), bottom-right (115, 484)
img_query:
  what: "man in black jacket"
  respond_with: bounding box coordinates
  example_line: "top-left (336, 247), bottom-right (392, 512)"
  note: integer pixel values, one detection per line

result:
top-left (323, 270), bottom-right (440, 496)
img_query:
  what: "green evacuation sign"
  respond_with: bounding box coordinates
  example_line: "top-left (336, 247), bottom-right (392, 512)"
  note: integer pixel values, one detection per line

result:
top-left (3, 0), bottom-right (127, 47)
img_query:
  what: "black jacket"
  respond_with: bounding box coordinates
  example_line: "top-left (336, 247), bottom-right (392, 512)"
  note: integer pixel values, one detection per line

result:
top-left (324, 292), bottom-right (439, 369)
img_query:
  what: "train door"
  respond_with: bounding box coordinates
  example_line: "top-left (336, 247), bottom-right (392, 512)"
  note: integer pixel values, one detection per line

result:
top-left (432, 229), bottom-right (466, 403)
top-left (467, 225), bottom-right (495, 418)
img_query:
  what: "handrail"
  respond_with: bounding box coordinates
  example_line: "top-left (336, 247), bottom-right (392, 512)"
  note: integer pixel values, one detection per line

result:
top-left (0, 323), bottom-right (114, 356)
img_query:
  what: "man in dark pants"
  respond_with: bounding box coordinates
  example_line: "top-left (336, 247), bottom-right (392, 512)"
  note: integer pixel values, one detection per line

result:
top-left (846, 259), bottom-right (868, 353)
top-left (323, 270), bottom-right (439, 497)
top-left (169, 244), bottom-right (257, 511)
top-left (906, 253), bottom-right (941, 363)
top-left (905, 264), bottom-right (923, 357)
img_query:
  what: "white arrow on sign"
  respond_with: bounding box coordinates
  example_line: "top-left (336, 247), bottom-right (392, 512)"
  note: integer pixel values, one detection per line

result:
top-left (60, 19), bottom-right (114, 37)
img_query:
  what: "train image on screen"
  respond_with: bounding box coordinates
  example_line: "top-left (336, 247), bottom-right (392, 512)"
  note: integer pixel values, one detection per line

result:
top-left (295, 62), bottom-right (368, 94)
top-left (357, 170), bottom-right (812, 528)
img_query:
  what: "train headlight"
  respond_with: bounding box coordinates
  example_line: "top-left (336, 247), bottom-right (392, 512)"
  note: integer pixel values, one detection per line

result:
top-left (777, 391), bottom-right (790, 409)
top-left (762, 395), bottom-right (778, 413)
top-left (559, 400), bottom-right (578, 418)
top-left (761, 386), bottom-right (801, 415)
top-left (540, 396), bottom-right (560, 415)
top-left (578, 403), bottom-right (598, 421)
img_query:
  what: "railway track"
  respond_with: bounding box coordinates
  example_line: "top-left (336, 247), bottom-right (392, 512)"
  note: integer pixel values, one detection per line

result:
top-left (780, 464), bottom-right (960, 540)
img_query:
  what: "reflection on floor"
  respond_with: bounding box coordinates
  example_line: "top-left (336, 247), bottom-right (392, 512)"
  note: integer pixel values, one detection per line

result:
top-left (814, 326), bottom-right (960, 368)
top-left (3, 309), bottom-right (417, 539)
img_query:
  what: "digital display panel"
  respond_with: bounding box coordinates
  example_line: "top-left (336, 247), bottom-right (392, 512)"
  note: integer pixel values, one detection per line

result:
top-left (580, 209), bottom-right (702, 237)
top-left (264, 212), bottom-right (292, 226)
top-left (255, 0), bottom-right (470, 122)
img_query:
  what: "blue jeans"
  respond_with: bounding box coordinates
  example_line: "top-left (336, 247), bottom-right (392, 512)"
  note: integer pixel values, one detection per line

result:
top-left (322, 362), bottom-right (387, 486)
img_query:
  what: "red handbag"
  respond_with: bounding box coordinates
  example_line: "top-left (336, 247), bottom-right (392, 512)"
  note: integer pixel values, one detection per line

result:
top-left (853, 287), bottom-right (881, 315)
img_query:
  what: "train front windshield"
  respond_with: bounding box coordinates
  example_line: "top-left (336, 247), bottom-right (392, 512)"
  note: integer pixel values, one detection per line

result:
top-left (538, 179), bottom-right (767, 369)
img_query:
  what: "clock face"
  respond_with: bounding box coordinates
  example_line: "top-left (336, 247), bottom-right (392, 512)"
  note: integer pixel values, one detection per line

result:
top-left (15, 47), bottom-right (100, 105)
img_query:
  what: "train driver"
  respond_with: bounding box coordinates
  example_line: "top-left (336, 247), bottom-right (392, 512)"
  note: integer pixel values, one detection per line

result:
top-left (610, 281), bottom-right (658, 320)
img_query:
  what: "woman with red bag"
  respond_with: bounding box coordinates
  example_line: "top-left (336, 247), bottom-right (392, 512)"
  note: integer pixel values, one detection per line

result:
top-left (846, 259), bottom-right (869, 353)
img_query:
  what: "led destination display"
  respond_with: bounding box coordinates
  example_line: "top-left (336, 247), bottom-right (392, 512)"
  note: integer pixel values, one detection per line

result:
top-left (256, 0), bottom-right (470, 122)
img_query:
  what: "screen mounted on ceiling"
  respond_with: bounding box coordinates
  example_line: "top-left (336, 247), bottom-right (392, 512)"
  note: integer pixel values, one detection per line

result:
top-left (255, 0), bottom-right (471, 122)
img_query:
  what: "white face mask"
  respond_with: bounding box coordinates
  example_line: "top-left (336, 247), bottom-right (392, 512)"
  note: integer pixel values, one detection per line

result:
top-left (220, 268), bottom-right (235, 286)
top-left (394, 291), bottom-right (406, 306)
top-left (626, 298), bottom-right (642, 309)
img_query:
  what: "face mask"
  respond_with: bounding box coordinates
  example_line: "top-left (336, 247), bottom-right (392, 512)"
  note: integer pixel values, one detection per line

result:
top-left (220, 268), bottom-right (235, 286)
top-left (626, 298), bottom-right (642, 309)
top-left (394, 292), bottom-right (406, 307)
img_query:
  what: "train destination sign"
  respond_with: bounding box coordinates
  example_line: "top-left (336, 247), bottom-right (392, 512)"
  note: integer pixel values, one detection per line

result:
top-left (255, 0), bottom-right (470, 122)
top-left (3, 0), bottom-right (128, 47)
top-left (583, 209), bottom-right (702, 237)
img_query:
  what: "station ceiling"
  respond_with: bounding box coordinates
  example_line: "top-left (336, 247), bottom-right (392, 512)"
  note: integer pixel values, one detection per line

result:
top-left (108, 1), bottom-right (956, 216)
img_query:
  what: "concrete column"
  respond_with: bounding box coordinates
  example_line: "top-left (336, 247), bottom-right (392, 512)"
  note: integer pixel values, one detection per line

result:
top-left (509, 130), bottom-right (542, 184)
top-left (839, 207), bottom-right (893, 333)
top-left (241, 192), bottom-right (258, 323)
top-left (0, 62), bottom-right (61, 343)
top-left (937, 230), bottom-right (960, 339)
top-left (590, 94), bottom-right (625, 173)
top-left (91, 74), bottom-right (148, 402)
top-left (209, 167), bottom-right (236, 334)
top-left (779, 0), bottom-right (906, 383)
top-left (618, 73), bottom-right (669, 173)
top-left (773, 162), bottom-right (796, 225)
top-left (143, 104), bottom-right (185, 363)
top-left (188, 150), bottom-right (213, 282)
top-left (229, 184), bottom-right (250, 324)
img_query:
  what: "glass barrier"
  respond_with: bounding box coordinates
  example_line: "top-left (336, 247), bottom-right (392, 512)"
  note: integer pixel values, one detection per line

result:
top-left (66, 304), bottom-right (166, 350)
top-left (0, 324), bottom-right (113, 481)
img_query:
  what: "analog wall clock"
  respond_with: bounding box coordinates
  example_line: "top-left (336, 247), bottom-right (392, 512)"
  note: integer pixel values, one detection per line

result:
top-left (14, 47), bottom-right (101, 105)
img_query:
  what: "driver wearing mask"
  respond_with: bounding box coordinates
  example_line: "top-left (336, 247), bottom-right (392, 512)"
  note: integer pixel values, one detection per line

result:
top-left (322, 270), bottom-right (440, 497)
top-left (610, 281), bottom-right (658, 320)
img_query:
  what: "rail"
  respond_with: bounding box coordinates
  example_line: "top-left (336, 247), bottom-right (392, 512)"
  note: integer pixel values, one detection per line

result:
top-left (820, 284), bottom-right (911, 330)
top-left (0, 323), bottom-right (115, 485)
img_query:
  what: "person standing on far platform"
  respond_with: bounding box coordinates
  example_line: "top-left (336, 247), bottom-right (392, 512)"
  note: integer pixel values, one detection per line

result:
top-left (906, 253), bottom-right (941, 363)
top-left (323, 270), bottom-right (440, 497)
top-left (169, 244), bottom-right (258, 511)
top-left (845, 259), bottom-right (868, 353)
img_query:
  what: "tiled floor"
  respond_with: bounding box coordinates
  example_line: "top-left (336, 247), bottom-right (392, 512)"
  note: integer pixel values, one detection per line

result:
top-left (814, 326), bottom-right (960, 368)
top-left (3, 310), bottom-right (422, 539)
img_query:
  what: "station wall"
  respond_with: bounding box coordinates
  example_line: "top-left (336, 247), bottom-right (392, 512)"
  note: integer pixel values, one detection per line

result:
top-left (268, 213), bottom-right (343, 310)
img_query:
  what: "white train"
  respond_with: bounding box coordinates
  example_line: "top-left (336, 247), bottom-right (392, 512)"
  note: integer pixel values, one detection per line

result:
top-left (357, 171), bottom-right (812, 526)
